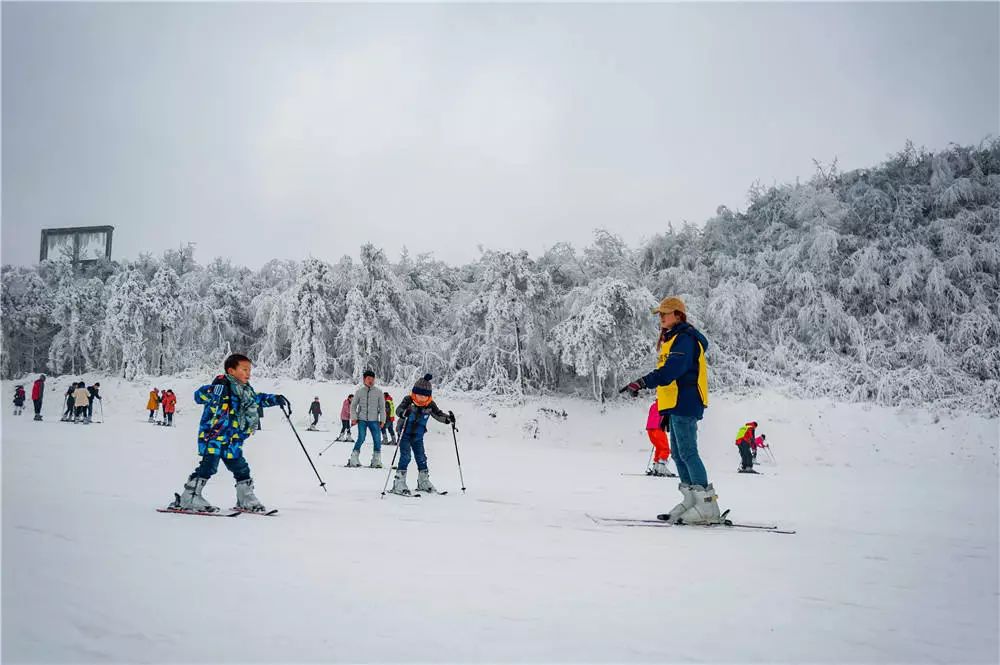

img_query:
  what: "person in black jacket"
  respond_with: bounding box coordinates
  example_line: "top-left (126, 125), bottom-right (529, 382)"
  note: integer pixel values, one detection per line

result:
top-left (307, 397), bottom-right (323, 430)
top-left (87, 383), bottom-right (102, 421)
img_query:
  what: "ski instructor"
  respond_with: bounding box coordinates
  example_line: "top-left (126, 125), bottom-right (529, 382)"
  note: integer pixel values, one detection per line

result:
top-left (619, 296), bottom-right (719, 525)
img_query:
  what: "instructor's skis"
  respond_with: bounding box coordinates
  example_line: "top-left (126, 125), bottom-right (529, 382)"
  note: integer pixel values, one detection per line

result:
top-left (587, 510), bottom-right (795, 534)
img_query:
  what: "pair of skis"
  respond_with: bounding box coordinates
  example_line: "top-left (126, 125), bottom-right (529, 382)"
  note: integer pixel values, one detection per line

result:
top-left (157, 507), bottom-right (279, 517)
top-left (588, 510), bottom-right (795, 534)
top-left (158, 493), bottom-right (279, 517)
top-left (387, 489), bottom-right (449, 498)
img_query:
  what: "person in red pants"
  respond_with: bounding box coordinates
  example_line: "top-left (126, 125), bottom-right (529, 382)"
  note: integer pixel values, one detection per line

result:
top-left (645, 401), bottom-right (674, 476)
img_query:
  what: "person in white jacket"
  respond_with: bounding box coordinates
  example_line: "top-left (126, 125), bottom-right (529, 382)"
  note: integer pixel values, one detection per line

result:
top-left (347, 369), bottom-right (386, 469)
top-left (72, 382), bottom-right (91, 423)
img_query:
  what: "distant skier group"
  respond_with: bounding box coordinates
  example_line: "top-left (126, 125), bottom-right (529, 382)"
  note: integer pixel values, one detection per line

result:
top-left (146, 388), bottom-right (177, 425)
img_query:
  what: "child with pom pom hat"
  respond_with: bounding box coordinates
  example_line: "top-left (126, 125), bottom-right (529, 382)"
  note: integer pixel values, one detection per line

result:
top-left (390, 374), bottom-right (455, 495)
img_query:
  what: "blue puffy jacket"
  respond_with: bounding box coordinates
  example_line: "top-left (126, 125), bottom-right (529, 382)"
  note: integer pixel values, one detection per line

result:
top-left (395, 395), bottom-right (451, 441)
top-left (195, 377), bottom-right (281, 458)
top-left (641, 322), bottom-right (710, 420)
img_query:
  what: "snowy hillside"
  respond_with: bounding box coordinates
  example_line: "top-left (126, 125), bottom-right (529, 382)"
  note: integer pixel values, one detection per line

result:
top-left (2, 377), bottom-right (997, 663)
top-left (5, 141), bottom-right (999, 415)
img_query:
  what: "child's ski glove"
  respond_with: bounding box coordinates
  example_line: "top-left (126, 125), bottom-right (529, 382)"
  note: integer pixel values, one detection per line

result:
top-left (275, 395), bottom-right (291, 413)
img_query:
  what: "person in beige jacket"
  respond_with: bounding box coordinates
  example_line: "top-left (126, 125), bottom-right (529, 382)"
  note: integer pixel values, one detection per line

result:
top-left (72, 382), bottom-right (91, 423)
top-left (346, 369), bottom-right (386, 469)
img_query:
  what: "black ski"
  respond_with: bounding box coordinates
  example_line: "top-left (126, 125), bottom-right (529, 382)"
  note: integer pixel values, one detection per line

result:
top-left (414, 490), bottom-right (449, 496)
top-left (234, 508), bottom-right (279, 516)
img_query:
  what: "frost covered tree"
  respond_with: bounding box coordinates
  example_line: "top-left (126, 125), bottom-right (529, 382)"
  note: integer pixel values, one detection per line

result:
top-left (286, 258), bottom-right (340, 380)
top-left (337, 245), bottom-right (416, 381)
top-left (47, 270), bottom-right (106, 375)
top-left (145, 266), bottom-right (184, 375)
top-left (549, 278), bottom-right (657, 399)
top-left (451, 250), bottom-right (555, 397)
top-left (100, 268), bottom-right (149, 379)
top-left (0, 265), bottom-right (55, 376)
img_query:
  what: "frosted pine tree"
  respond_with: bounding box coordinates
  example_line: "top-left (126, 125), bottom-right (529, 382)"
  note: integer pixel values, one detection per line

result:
top-left (144, 266), bottom-right (185, 375)
top-left (286, 258), bottom-right (340, 380)
top-left (549, 278), bottom-right (657, 399)
top-left (450, 250), bottom-right (555, 397)
top-left (47, 268), bottom-right (106, 375)
top-left (100, 268), bottom-right (149, 379)
top-left (335, 244), bottom-right (416, 381)
top-left (0, 265), bottom-right (55, 376)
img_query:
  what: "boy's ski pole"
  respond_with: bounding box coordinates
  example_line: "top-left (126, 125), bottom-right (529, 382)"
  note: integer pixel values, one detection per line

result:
top-left (380, 419), bottom-right (407, 498)
top-left (280, 403), bottom-right (327, 492)
top-left (449, 412), bottom-right (466, 494)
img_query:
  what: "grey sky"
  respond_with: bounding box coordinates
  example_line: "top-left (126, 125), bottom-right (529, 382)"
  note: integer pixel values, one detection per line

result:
top-left (3, 2), bottom-right (997, 269)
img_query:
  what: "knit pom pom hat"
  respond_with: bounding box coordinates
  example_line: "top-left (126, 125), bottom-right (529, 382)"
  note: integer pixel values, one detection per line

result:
top-left (412, 373), bottom-right (433, 397)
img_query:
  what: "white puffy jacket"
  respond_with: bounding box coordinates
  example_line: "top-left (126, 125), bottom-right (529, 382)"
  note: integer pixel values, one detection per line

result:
top-left (351, 384), bottom-right (385, 423)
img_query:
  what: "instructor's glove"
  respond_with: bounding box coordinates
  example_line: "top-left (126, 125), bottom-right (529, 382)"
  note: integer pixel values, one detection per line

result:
top-left (275, 395), bottom-right (291, 413)
top-left (618, 378), bottom-right (646, 397)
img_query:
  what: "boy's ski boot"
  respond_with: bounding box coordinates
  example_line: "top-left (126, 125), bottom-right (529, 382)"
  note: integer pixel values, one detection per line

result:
top-left (390, 470), bottom-right (411, 496)
top-left (346, 450), bottom-right (362, 468)
top-left (234, 478), bottom-right (267, 513)
top-left (416, 470), bottom-right (438, 494)
top-left (172, 476), bottom-right (218, 512)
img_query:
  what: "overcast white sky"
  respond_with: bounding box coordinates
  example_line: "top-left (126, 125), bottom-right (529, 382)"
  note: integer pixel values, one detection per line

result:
top-left (2, 2), bottom-right (997, 268)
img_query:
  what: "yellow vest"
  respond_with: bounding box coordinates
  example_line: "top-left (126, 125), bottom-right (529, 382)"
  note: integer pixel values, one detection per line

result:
top-left (655, 332), bottom-right (709, 411)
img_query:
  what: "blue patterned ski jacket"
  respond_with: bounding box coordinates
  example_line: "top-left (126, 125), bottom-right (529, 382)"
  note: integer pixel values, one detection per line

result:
top-left (195, 376), bottom-right (281, 459)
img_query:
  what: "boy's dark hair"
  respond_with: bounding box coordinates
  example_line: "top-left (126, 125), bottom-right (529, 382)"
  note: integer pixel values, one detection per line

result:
top-left (224, 353), bottom-right (252, 372)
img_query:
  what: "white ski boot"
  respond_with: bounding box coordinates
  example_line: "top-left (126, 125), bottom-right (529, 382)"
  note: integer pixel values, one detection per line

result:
top-left (657, 483), bottom-right (695, 522)
top-left (174, 476), bottom-right (218, 512)
top-left (234, 478), bottom-right (266, 512)
top-left (416, 470), bottom-right (438, 493)
top-left (369, 451), bottom-right (383, 469)
top-left (346, 450), bottom-right (362, 467)
top-left (391, 469), bottom-right (410, 495)
top-left (676, 484), bottom-right (722, 525)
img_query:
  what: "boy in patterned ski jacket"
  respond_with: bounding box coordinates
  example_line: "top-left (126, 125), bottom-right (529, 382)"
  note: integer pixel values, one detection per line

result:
top-left (167, 353), bottom-right (290, 513)
top-left (390, 374), bottom-right (455, 495)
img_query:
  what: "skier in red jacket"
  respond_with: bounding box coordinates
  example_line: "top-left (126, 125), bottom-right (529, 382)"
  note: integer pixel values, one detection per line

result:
top-left (30, 375), bottom-right (46, 421)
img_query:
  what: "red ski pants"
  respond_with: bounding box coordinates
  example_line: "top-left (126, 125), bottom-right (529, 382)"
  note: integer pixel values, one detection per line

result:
top-left (647, 428), bottom-right (671, 463)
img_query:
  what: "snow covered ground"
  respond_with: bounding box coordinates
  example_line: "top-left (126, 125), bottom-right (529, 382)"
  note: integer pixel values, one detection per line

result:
top-left (2, 376), bottom-right (998, 663)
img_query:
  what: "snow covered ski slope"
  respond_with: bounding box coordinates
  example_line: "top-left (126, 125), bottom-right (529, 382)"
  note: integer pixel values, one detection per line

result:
top-left (2, 377), bottom-right (997, 663)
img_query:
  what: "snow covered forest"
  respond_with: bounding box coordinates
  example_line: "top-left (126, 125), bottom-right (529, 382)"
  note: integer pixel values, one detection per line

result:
top-left (3, 140), bottom-right (998, 415)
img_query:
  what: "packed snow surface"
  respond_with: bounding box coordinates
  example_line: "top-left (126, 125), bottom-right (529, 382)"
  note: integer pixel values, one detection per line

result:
top-left (3, 376), bottom-right (998, 663)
